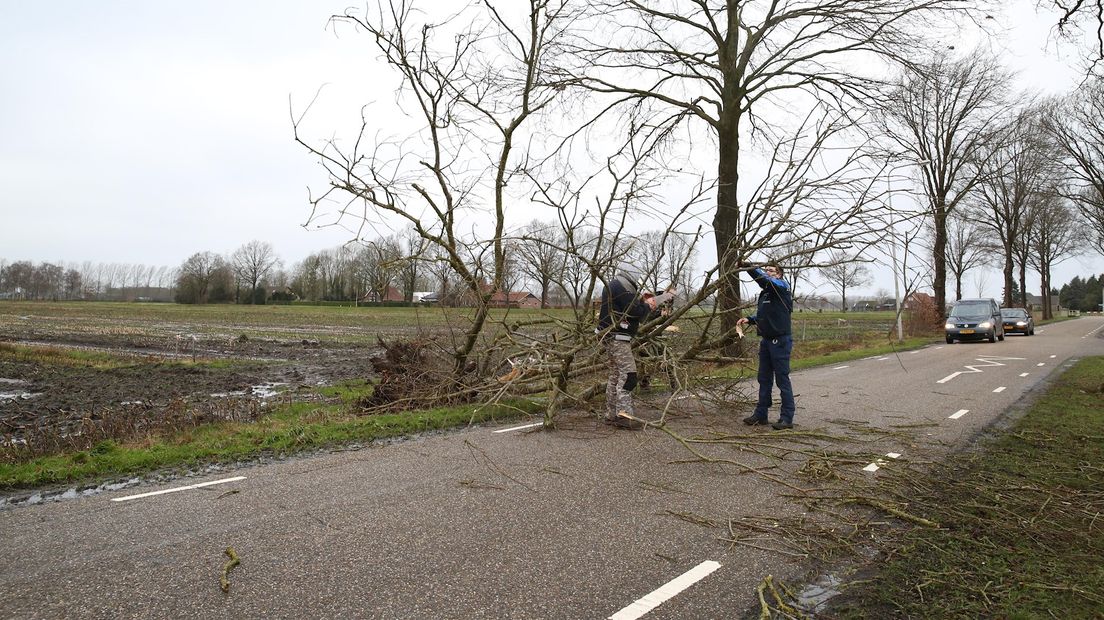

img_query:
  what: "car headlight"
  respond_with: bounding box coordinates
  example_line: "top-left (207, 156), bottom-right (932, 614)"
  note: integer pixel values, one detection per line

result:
top-left (944, 323), bottom-right (954, 329)
top-left (978, 321), bottom-right (991, 329)
top-left (1016, 321), bottom-right (1027, 326)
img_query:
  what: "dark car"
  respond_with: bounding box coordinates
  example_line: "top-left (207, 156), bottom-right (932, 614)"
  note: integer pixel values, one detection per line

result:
top-left (945, 298), bottom-right (1005, 344)
top-left (1000, 307), bottom-right (1035, 336)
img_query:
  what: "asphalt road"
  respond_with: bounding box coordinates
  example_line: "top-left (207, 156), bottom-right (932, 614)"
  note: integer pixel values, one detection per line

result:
top-left (3, 317), bottom-right (1102, 619)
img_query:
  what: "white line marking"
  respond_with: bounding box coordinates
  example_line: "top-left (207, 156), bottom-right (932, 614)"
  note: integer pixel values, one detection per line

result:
top-left (948, 409), bottom-right (969, 420)
top-left (935, 346), bottom-right (944, 350)
top-left (609, 561), bottom-right (722, 620)
top-left (876, 357), bottom-right (889, 361)
top-left (493, 422), bottom-right (543, 434)
top-left (937, 372), bottom-right (962, 384)
top-left (1037, 363), bottom-right (1045, 367)
top-left (993, 387), bottom-right (1006, 393)
top-left (833, 365), bottom-right (850, 370)
top-left (909, 350), bottom-right (921, 355)
top-left (111, 476), bottom-right (247, 502)
top-left (1049, 355), bottom-right (1057, 359)
top-left (1019, 373), bottom-right (1029, 377)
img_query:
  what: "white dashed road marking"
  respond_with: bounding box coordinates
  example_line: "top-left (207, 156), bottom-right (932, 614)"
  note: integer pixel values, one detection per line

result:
top-left (833, 365), bottom-right (850, 370)
top-left (493, 422), bottom-right (543, 434)
top-left (948, 409), bottom-right (969, 420)
top-left (1049, 355), bottom-right (1057, 359)
top-left (993, 387), bottom-right (1006, 393)
top-left (609, 561), bottom-right (722, 620)
top-left (863, 453), bottom-right (901, 473)
top-left (111, 476), bottom-right (247, 502)
top-left (1019, 373), bottom-right (1029, 377)
top-left (1037, 363), bottom-right (1046, 367)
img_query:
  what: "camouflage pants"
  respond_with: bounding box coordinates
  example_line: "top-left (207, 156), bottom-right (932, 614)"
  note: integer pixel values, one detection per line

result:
top-left (604, 338), bottom-right (638, 419)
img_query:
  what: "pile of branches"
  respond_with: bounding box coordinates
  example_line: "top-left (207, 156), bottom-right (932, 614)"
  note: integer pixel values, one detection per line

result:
top-left (357, 337), bottom-right (484, 412)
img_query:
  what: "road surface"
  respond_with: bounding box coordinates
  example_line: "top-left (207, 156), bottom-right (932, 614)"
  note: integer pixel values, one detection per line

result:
top-left (2, 316), bottom-right (1101, 619)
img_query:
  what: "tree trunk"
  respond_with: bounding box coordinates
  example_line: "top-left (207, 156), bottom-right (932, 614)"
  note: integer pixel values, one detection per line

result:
top-left (1040, 266), bottom-right (1052, 320)
top-left (713, 119), bottom-right (743, 355)
top-left (1017, 261), bottom-right (1028, 309)
top-left (932, 207), bottom-right (949, 318)
top-left (1001, 246), bottom-right (1015, 307)
top-left (713, 6), bottom-right (744, 357)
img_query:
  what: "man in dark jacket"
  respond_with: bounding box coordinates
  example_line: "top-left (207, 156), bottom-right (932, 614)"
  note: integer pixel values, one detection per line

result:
top-left (597, 268), bottom-right (659, 429)
top-left (736, 263), bottom-right (796, 430)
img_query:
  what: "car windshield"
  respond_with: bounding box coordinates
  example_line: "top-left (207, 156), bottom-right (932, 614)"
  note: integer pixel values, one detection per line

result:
top-left (1000, 309), bottom-right (1027, 319)
top-left (951, 303), bottom-right (991, 319)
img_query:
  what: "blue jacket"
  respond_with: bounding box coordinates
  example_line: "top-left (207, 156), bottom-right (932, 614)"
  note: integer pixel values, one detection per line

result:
top-left (746, 267), bottom-right (792, 338)
top-left (598, 273), bottom-right (651, 340)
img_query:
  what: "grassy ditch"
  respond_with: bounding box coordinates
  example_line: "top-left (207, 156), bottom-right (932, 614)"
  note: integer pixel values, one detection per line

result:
top-left (827, 356), bottom-right (1104, 618)
top-left (0, 380), bottom-right (541, 489)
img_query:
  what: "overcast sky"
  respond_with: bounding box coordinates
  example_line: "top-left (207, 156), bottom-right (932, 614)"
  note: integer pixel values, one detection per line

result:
top-left (1, 1), bottom-right (1101, 299)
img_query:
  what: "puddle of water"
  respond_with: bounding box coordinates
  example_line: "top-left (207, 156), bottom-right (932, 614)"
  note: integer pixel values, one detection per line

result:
top-left (251, 382), bottom-right (288, 398)
top-left (210, 382), bottom-right (288, 400)
top-left (794, 573), bottom-right (844, 615)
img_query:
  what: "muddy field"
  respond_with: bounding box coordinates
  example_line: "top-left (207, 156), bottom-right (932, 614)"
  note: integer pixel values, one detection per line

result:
top-left (0, 302), bottom-right (452, 445)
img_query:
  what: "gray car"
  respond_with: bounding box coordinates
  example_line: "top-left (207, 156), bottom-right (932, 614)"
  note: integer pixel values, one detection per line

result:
top-left (945, 298), bottom-right (1005, 344)
top-left (1000, 307), bottom-right (1036, 336)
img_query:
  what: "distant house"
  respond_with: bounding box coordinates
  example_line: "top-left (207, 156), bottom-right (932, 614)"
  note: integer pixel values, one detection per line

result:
top-left (904, 292), bottom-right (935, 311)
top-left (411, 291), bottom-right (437, 303)
top-left (489, 291), bottom-right (541, 309)
top-left (1024, 293), bottom-right (1060, 315)
top-left (361, 285), bottom-right (405, 303)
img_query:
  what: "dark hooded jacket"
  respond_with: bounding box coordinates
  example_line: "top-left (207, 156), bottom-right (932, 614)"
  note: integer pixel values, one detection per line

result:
top-left (597, 273), bottom-right (651, 340)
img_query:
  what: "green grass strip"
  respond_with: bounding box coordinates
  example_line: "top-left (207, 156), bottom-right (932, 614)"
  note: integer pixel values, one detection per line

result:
top-left (0, 398), bottom-right (542, 490)
top-left (831, 356), bottom-right (1104, 618)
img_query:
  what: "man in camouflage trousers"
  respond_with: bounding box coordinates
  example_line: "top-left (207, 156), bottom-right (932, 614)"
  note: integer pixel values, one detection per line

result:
top-left (597, 268), bottom-right (670, 429)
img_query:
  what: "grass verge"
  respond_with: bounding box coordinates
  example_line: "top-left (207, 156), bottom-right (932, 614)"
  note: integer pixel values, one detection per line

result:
top-left (828, 356), bottom-right (1104, 618)
top-left (0, 388), bottom-right (542, 490)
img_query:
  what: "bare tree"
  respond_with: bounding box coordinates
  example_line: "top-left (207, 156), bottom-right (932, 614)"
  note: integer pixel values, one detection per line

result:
top-left (515, 220), bottom-right (565, 308)
top-left (298, 0), bottom-right (577, 375)
top-left (819, 250), bottom-right (871, 313)
top-left (232, 240), bottom-right (281, 304)
top-left (176, 252), bottom-right (227, 304)
top-left (879, 49), bottom-right (1012, 318)
top-left (1041, 0), bottom-right (1104, 71)
top-left (398, 227), bottom-right (429, 302)
top-left (1028, 195), bottom-right (1084, 318)
top-left (943, 212), bottom-right (990, 301)
top-left (573, 0), bottom-right (991, 351)
top-left (354, 237), bottom-right (403, 302)
top-left (970, 106), bottom-right (1057, 307)
top-left (1044, 81), bottom-right (1104, 256)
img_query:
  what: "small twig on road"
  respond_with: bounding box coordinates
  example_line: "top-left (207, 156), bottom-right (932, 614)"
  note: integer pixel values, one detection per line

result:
top-left (219, 546), bottom-right (240, 593)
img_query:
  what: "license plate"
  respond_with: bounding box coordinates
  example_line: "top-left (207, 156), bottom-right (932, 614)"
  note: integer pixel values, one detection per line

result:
top-left (960, 329), bottom-right (975, 334)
